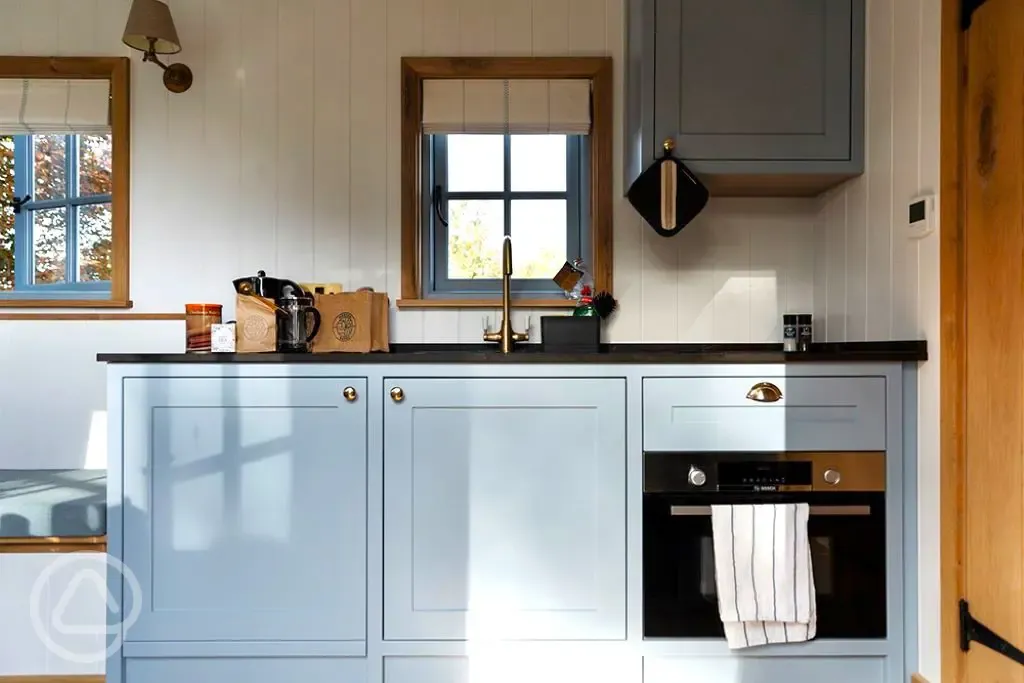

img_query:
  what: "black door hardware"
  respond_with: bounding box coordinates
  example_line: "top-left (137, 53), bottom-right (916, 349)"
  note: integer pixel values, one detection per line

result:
top-left (962, 0), bottom-right (992, 30)
top-left (960, 599), bottom-right (1024, 666)
top-left (3, 195), bottom-right (31, 214)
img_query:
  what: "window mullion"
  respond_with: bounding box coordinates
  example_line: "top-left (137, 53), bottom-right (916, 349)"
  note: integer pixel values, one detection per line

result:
top-left (431, 135), bottom-right (448, 291)
top-left (66, 135), bottom-right (79, 283)
top-left (503, 134), bottom-right (511, 238)
top-left (12, 135), bottom-right (32, 290)
top-left (566, 135), bottom-right (582, 266)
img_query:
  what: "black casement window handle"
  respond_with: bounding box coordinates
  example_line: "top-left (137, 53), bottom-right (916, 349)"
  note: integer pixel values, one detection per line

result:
top-left (961, 599), bottom-right (1024, 666)
top-left (3, 194), bottom-right (31, 214)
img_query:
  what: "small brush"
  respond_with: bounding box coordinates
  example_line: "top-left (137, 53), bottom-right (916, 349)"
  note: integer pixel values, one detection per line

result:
top-left (591, 291), bottom-right (618, 320)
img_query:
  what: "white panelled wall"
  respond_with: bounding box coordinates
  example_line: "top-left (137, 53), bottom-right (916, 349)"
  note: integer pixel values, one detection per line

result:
top-left (0, 0), bottom-right (819, 471)
top-left (813, 0), bottom-right (941, 680)
top-left (0, 0), bottom-right (940, 679)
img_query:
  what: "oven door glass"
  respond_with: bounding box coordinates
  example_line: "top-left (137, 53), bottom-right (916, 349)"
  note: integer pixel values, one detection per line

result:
top-left (643, 493), bottom-right (886, 639)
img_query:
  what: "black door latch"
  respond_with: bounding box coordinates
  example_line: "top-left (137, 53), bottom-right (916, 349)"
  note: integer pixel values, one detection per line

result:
top-left (961, 599), bottom-right (1024, 666)
top-left (962, 0), bottom-right (991, 30)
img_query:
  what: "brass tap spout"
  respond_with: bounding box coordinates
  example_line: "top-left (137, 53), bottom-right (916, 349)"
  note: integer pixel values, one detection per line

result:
top-left (483, 236), bottom-right (529, 353)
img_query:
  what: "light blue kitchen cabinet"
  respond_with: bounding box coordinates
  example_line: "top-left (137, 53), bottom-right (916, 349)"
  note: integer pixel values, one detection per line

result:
top-left (382, 377), bottom-right (628, 641)
top-left (119, 376), bottom-right (367, 643)
top-left (625, 0), bottom-right (865, 195)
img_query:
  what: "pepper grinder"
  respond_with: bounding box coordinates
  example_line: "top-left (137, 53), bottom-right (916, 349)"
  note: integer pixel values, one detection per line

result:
top-left (797, 314), bottom-right (813, 352)
top-left (782, 314), bottom-right (798, 352)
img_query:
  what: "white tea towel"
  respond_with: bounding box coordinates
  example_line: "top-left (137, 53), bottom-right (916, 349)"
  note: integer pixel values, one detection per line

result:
top-left (710, 503), bottom-right (816, 649)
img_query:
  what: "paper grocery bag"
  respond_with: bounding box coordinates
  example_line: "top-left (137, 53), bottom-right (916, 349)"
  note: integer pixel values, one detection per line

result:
top-left (235, 294), bottom-right (277, 353)
top-left (313, 291), bottom-right (390, 353)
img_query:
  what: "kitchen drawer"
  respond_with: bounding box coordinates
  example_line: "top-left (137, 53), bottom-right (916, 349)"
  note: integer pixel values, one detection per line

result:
top-left (643, 656), bottom-right (883, 683)
top-left (642, 376), bottom-right (885, 452)
top-left (125, 657), bottom-right (366, 683)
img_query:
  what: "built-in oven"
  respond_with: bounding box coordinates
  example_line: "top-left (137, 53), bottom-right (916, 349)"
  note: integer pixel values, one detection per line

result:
top-left (643, 451), bottom-right (886, 639)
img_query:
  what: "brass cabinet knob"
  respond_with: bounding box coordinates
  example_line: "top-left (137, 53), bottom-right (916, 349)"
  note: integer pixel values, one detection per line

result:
top-left (342, 386), bottom-right (357, 402)
top-left (390, 387), bottom-right (405, 403)
top-left (746, 381), bottom-right (783, 403)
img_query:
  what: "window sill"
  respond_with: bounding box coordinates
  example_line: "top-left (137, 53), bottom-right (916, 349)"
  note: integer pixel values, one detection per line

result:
top-left (0, 536), bottom-right (106, 553)
top-left (0, 298), bottom-right (132, 309)
top-left (397, 298), bottom-right (577, 309)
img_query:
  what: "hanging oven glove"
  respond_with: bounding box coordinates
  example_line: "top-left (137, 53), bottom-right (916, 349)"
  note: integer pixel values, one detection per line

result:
top-left (626, 138), bottom-right (709, 237)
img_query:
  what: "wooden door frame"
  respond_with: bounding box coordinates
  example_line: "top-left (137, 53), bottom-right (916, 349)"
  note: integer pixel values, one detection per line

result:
top-left (939, 0), bottom-right (967, 680)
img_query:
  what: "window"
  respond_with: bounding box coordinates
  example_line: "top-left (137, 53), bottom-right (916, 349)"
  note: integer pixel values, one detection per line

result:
top-left (426, 133), bottom-right (588, 297)
top-left (400, 57), bottom-right (613, 308)
top-left (0, 57), bottom-right (130, 309)
top-left (0, 133), bottom-right (113, 298)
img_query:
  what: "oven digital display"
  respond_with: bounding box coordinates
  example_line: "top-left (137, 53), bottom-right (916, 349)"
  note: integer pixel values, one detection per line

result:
top-left (717, 461), bottom-right (812, 489)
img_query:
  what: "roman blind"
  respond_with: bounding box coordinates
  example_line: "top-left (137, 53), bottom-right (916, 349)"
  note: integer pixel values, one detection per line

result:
top-left (422, 78), bottom-right (591, 134)
top-left (0, 78), bottom-right (111, 135)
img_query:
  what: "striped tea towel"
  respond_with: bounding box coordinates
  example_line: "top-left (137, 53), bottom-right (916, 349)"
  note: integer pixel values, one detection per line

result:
top-left (710, 503), bottom-right (816, 649)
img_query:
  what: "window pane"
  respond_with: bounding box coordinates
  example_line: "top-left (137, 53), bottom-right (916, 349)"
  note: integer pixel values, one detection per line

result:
top-left (78, 202), bottom-right (113, 282)
top-left (33, 206), bottom-right (67, 284)
top-left (447, 199), bottom-right (504, 279)
top-left (447, 134), bottom-right (503, 192)
top-left (510, 199), bottom-right (567, 279)
top-left (0, 136), bottom-right (13, 291)
top-left (79, 134), bottom-right (112, 196)
top-left (33, 135), bottom-right (66, 201)
top-left (510, 135), bottom-right (566, 192)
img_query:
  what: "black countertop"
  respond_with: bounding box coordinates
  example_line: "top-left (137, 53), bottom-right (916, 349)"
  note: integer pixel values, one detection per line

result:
top-left (97, 341), bottom-right (927, 364)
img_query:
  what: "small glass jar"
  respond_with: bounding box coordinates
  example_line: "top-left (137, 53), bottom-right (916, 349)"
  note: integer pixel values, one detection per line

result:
top-left (185, 303), bottom-right (223, 353)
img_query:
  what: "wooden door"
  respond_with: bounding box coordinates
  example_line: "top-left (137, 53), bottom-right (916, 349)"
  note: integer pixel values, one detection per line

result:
top-left (946, 1), bottom-right (1024, 681)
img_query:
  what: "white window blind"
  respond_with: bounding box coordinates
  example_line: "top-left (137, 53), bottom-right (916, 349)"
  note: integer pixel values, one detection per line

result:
top-left (422, 78), bottom-right (591, 135)
top-left (0, 78), bottom-right (111, 135)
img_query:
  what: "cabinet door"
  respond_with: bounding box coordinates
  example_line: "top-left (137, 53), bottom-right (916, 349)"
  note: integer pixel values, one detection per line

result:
top-left (383, 378), bottom-right (627, 641)
top-left (121, 377), bottom-right (367, 642)
top-left (655, 0), bottom-right (857, 162)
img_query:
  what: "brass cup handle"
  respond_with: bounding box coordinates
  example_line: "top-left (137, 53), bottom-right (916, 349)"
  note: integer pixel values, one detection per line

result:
top-left (390, 387), bottom-right (405, 403)
top-left (746, 381), bottom-right (783, 403)
top-left (343, 386), bottom-right (357, 402)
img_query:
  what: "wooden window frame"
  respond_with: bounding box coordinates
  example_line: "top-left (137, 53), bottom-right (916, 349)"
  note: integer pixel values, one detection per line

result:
top-left (398, 57), bottom-right (613, 309)
top-left (0, 56), bottom-right (131, 309)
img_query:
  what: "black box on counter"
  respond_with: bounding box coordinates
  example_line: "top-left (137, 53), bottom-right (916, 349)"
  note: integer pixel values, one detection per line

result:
top-left (541, 315), bottom-right (600, 353)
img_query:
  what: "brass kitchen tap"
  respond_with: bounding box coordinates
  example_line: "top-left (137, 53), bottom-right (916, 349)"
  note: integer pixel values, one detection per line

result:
top-left (483, 236), bottom-right (529, 353)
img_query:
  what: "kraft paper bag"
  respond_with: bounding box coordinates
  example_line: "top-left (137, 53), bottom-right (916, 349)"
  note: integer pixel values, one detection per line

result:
top-left (313, 291), bottom-right (390, 353)
top-left (235, 294), bottom-right (277, 353)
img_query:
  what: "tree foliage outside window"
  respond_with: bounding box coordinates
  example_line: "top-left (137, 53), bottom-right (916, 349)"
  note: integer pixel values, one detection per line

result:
top-left (0, 133), bottom-right (113, 293)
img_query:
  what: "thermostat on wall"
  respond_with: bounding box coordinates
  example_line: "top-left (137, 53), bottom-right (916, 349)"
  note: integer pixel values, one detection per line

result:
top-left (908, 193), bottom-right (937, 240)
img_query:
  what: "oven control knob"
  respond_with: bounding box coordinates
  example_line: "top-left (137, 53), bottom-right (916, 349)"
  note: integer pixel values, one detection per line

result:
top-left (688, 467), bottom-right (707, 487)
top-left (823, 469), bottom-right (841, 486)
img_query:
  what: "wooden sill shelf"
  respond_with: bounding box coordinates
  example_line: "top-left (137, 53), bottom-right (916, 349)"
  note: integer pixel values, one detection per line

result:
top-left (0, 312), bottom-right (184, 321)
top-left (0, 299), bottom-right (133, 309)
top-left (0, 536), bottom-right (107, 553)
top-left (0, 677), bottom-right (105, 683)
top-left (397, 298), bottom-right (576, 309)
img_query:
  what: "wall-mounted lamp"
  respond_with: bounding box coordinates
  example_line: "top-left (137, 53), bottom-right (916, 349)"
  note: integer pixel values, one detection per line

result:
top-left (122, 0), bottom-right (193, 93)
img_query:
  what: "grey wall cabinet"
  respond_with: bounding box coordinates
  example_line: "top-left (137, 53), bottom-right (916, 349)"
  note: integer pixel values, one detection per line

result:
top-left (626, 0), bottom-right (865, 197)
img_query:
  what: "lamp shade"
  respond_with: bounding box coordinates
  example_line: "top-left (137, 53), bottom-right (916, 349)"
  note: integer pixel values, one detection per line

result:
top-left (122, 0), bottom-right (182, 54)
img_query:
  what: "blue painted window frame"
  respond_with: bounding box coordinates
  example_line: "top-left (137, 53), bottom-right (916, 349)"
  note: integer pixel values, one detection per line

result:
top-left (422, 133), bottom-right (590, 299)
top-left (5, 133), bottom-right (113, 300)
